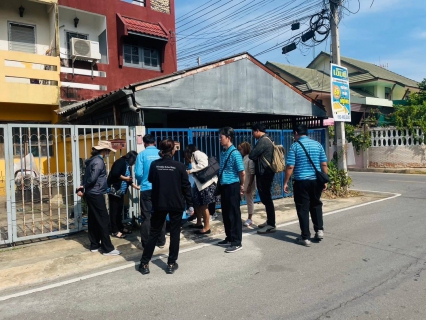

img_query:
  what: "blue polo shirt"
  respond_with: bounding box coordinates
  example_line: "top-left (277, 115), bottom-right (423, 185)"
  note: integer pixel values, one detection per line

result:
top-left (286, 136), bottom-right (327, 181)
top-left (219, 145), bottom-right (244, 185)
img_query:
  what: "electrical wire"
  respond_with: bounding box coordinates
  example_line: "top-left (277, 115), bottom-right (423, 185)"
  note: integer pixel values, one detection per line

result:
top-left (175, 0), bottom-right (361, 68)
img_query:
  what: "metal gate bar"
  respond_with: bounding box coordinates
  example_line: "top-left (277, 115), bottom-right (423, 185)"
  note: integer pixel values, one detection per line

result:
top-left (146, 127), bottom-right (331, 204)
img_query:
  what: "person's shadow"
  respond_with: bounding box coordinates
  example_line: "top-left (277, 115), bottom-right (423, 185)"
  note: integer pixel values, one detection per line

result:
top-left (254, 229), bottom-right (303, 245)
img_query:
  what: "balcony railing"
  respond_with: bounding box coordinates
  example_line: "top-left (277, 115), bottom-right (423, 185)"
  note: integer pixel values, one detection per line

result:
top-left (0, 50), bottom-right (60, 105)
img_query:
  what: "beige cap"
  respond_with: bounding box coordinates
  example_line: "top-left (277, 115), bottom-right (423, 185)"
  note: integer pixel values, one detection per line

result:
top-left (93, 140), bottom-right (116, 152)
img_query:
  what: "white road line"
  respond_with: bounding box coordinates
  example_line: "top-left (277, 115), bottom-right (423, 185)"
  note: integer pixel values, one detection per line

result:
top-left (388, 180), bottom-right (425, 184)
top-left (0, 191), bottom-right (401, 302)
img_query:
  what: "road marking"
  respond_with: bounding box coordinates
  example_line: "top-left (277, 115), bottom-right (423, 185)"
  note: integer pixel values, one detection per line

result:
top-left (388, 180), bottom-right (425, 184)
top-left (351, 172), bottom-right (426, 176)
top-left (0, 191), bottom-right (401, 302)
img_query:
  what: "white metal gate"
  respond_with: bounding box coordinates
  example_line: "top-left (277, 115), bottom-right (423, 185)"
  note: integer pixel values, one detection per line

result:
top-left (1, 124), bottom-right (131, 244)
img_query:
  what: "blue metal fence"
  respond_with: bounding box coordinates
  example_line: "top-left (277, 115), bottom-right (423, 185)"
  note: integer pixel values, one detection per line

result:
top-left (147, 128), bottom-right (326, 204)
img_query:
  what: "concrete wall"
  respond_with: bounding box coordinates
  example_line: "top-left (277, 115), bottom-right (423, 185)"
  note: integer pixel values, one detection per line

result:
top-left (369, 146), bottom-right (426, 168)
top-left (348, 127), bottom-right (426, 168)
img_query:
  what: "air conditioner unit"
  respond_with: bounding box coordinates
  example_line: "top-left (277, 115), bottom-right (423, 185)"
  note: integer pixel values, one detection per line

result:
top-left (70, 38), bottom-right (101, 61)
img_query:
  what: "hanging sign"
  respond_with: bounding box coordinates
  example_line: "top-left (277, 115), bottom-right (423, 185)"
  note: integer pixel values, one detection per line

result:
top-left (330, 64), bottom-right (351, 122)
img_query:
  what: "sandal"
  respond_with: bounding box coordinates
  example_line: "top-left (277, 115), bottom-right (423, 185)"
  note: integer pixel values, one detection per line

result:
top-left (121, 228), bottom-right (132, 234)
top-left (112, 232), bottom-right (126, 239)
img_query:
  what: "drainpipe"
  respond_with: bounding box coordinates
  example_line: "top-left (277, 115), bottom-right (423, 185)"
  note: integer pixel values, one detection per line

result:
top-left (126, 94), bottom-right (143, 126)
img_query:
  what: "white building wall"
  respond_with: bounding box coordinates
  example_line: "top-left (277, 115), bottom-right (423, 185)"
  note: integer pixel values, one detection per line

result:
top-left (0, 0), bottom-right (54, 55)
top-left (58, 6), bottom-right (106, 59)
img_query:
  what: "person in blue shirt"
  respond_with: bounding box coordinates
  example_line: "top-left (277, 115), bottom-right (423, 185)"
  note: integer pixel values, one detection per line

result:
top-left (217, 127), bottom-right (245, 253)
top-left (284, 124), bottom-right (328, 247)
top-left (134, 134), bottom-right (165, 249)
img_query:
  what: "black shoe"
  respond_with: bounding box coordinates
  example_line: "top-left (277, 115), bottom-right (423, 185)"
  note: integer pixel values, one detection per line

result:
top-left (194, 229), bottom-right (211, 235)
top-left (217, 239), bottom-right (231, 247)
top-left (139, 263), bottom-right (150, 275)
top-left (188, 224), bottom-right (203, 229)
top-left (166, 263), bottom-right (178, 274)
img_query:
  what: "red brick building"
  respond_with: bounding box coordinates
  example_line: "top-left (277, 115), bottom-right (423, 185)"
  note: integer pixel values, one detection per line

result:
top-left (58, 0), bottom-right (176, 105)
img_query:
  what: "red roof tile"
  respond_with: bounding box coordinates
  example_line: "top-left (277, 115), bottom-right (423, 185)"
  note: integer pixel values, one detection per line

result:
top-left (122, 16), bottom-right (168, 39)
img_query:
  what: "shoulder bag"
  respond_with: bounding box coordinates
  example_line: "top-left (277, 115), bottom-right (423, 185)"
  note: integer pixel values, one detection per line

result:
top-left (296, 141), bottom-right (330, 187)
top-left (192, 154), bottom-right (220, 184)
top-left (214, 149), bottom-right (237, 196)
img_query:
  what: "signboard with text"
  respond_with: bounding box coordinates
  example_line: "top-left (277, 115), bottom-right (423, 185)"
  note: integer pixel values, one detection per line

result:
top-left (330, 64), bottom-right (351, 122)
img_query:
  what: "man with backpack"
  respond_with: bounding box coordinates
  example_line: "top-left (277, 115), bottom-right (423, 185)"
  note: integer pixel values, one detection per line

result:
top-left (249, 123), bottom-right (277, 234)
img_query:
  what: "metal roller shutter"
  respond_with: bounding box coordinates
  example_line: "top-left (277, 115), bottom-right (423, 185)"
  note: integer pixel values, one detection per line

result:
top-left (9, 23), bottom-right (36, 53)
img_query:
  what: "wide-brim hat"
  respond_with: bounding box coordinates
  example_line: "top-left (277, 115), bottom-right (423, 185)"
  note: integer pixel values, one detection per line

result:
top-left (93, 140), bottom-right (116, 152)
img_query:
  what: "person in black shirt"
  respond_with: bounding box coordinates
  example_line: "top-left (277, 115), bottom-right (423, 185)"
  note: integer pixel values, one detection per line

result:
top-left (139, 139), bottom-right (193, 275)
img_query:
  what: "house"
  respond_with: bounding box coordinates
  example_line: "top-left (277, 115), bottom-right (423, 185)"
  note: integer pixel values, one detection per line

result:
top-left (55, 53), bottom-right (327, 129)
top-left (0, 0), bottom-right (177, 124)
top-left (58, 0), bottom-right (177, 105)
top-left (0, 0), bottom-right (61, 124)
top-left (266, 52), bottom-right (419, 125)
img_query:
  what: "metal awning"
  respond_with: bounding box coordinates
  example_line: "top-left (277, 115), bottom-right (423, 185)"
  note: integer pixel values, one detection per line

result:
top-left (117, 14), bottom-right (168, 41)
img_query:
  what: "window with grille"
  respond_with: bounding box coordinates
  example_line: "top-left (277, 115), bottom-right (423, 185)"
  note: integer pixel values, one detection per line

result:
top-left (123, 44), bottom-right (160, 70)
top-left (8, 23), bottom-right (36, 53)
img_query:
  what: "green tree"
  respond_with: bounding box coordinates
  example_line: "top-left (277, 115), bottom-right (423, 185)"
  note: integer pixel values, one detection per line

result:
top-left (386, 77), bottom-right (426, 142)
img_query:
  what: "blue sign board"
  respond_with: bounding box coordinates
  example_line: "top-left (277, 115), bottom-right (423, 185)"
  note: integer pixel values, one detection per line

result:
top-left (330, 64), bottom-right (351, 122)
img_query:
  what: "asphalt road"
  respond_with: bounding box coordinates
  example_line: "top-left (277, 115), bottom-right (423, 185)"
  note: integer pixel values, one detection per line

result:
top-left (1, 172), bottom-right (426, 320)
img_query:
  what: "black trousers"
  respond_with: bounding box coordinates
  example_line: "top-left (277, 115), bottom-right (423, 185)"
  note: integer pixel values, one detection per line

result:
top-left (221, 182), bottom-right (242, 246)
top-left (108, 194), bottom-right (124, 234)
top-left (140, 190), bottom-right (166, 247)
top-left (208, 202), bottom-right (216, 215)
top-left (85, 193), bottom-right (115, 253)
top-left (293, 180), bottom-right (324, 240)
top-left (256, 173), bottom-right (276, 227)
top-left (140, 210), bottom-right (182, 265)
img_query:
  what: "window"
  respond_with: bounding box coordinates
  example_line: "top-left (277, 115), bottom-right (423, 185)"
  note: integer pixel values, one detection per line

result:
top-left (123, 44), bottom-right (160, 70)
top-left (66, 32), bottom-right (88, 57)
top-left (385, 87), bottom-right (391, 100)
top-left (8, 22), bottom-right (36, 53)
top-left (122, 0), bottom-right (145, 6)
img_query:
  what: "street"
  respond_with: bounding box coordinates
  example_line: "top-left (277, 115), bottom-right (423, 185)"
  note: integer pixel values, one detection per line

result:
top-left (0, 172), bottom-right (426, 320)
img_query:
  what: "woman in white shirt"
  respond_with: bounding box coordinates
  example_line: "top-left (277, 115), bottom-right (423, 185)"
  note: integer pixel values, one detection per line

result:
top-left (184, 145), bottom-right (218, 235)
top-left (238, 142), bottom-right (256, 226)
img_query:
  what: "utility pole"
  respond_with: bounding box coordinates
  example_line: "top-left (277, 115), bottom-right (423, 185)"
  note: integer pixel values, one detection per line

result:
top-left (330, 0), bottom-right (347, 171)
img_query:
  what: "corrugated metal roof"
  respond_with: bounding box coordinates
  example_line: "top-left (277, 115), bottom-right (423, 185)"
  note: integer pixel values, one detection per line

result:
top-left (308, 52), bottom-right (419, 88)
top-left (267, 62), bottom-right (330, 92)
top-left (266, 62), bottom-right (375, 99)
top-left (121, 16), bottom-right (168, 39)
top-left (57, 52), bottom-right (324, 119)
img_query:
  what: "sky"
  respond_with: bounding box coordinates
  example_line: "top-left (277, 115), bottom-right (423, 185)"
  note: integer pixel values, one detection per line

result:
top-left (175, 0), bottom-right (426, 82)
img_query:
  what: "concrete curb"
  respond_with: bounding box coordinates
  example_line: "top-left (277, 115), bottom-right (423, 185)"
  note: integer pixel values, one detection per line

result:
top-left (349, 168), bottom-right (426, 174)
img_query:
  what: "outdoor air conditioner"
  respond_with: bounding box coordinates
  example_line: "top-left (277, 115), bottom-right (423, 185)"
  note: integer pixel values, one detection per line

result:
top-left (70, 38), bottom-right (101, 61)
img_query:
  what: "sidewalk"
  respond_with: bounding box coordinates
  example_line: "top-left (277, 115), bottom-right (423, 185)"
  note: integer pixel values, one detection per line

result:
top-left (0, 191), bottom-right (389, 294)
top-left (349, 167), bottom-right (426, 174)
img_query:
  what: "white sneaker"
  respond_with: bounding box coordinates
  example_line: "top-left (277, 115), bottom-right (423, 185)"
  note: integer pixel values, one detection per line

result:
top-left (296, 238), bottom-right (311, 247)
top-left (315, 230), bottom-right (324, 240)
top-left (244, 219), bottom-right (252, 227)
top-left (90, 248), bottom-right (99, 253)
top-left (103, 249), bottom-right (121, 256)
